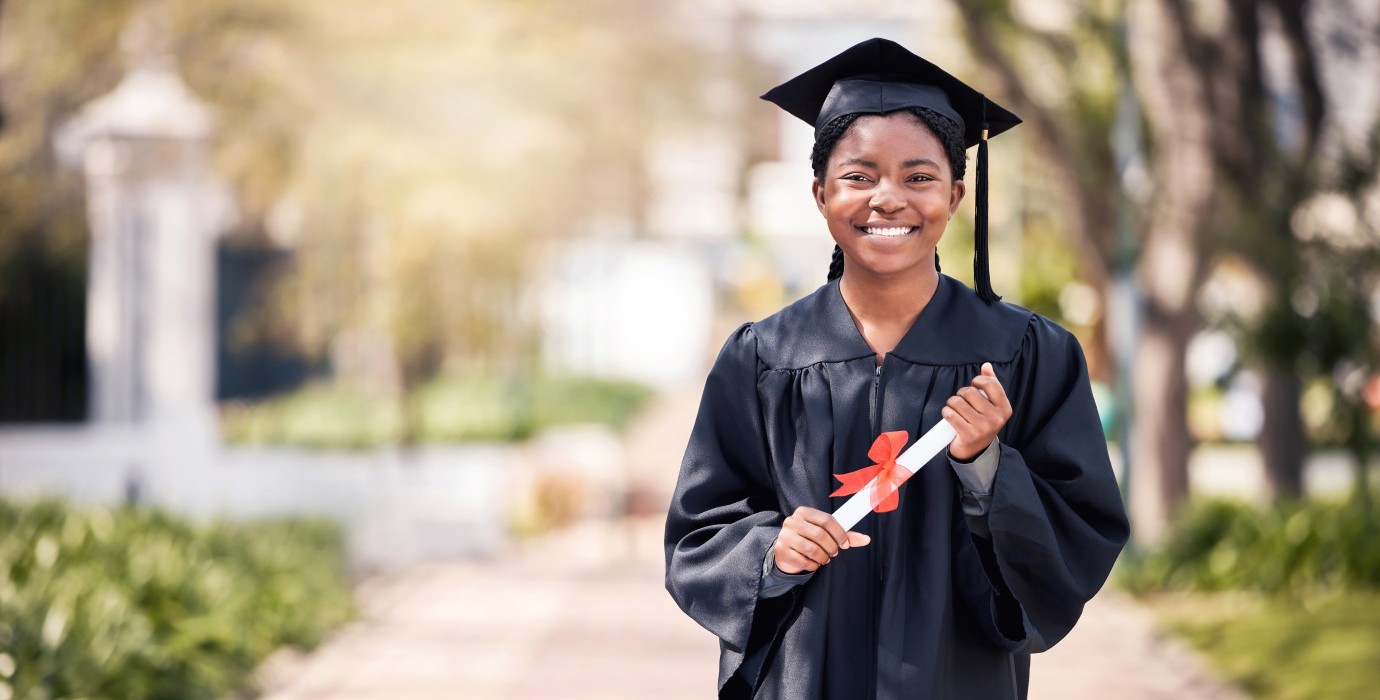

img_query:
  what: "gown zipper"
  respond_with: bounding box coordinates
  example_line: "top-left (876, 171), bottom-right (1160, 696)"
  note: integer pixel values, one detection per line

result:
top-left (872, 364), bottom-right (884, 579)
top-left (870, 364), bottom-right (882, 428)
top-left (868, 363), bottom-right (883, 700)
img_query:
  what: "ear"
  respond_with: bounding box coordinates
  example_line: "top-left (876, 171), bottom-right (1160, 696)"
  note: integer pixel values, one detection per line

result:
top-left (948, 179), bottom-right (966, 217)
top-left (813, 177), bottom-right (827, 214)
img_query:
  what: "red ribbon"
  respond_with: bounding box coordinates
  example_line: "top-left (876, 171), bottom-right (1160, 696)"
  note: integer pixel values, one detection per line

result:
top-left (829, 430), bottom-right (912, 513)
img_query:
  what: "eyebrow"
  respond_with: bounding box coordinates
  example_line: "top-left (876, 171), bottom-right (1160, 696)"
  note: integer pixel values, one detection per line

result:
top-left (836, 157), bottom-right (943, 170)
top-left (837, 157), bottom-right (877, 169)
top-left (902, 158), bottom-right (943, 169)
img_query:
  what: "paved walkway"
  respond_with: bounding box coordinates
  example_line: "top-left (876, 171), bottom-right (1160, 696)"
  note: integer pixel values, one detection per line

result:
top-left (258, 382), bottom-right (1245, 699)
top-left (258, 517), bottom-right (1241, 700)
top-left (256, 526), bottom-right (716, 700)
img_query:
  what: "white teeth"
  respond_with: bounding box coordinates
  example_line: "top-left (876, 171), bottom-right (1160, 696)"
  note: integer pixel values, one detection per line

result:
top-left (863, 226), bottom-right (914, 237)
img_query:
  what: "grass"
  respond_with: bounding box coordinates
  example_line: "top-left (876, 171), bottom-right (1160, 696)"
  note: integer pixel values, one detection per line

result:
top-left (1146, 592), bottom-right (1380, 699)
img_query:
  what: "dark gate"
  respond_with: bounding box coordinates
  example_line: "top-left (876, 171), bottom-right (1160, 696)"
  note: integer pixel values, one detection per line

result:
top-left (0, 238), bottom-right (88, 422)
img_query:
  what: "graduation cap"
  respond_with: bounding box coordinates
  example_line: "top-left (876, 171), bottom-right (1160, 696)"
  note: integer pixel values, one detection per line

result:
top-left (761, 37), bottom-right (1021, 304)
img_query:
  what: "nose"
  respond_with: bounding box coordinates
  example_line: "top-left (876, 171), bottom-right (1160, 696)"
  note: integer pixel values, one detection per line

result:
top-left (869, 179), bottom-right (905, 214)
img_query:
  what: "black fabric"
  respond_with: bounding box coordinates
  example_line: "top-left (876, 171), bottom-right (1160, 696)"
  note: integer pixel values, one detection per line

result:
top-left (664, 275), bottom-right (1130, 699)
top-left (760, 37), bottom-right (1020, 146)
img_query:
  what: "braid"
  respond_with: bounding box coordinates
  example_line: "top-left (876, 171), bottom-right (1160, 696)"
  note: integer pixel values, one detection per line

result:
top-left (827, 244), bottom-right (845, 281)
top-left (813, 107), bottom-right (967, 282)
top-left (815, 114), bottom-right (861, 282)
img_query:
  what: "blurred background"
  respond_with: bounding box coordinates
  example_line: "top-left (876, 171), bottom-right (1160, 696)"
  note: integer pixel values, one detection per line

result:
top-left (0, 0), bottom-right (1377, 698)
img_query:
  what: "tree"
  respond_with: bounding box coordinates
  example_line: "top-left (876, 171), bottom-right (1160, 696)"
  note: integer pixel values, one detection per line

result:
top-left (1274, 127), bottom-right (1380, 509)
top-left (1, 0), bottom-right (705, 439)
top-left (1199, 0), bottom-right (1326, 503)
top-left (951, 1), bottom-right (1121, 382)
top-left (1122, 0), bottom-right (1221, 542)
top-left (1105, 0), bottom-right (1347, 534)
top-left (238, 0), bottom-right (705, 444)
top-left (953, 0), bottom-right (1370, 541)
top-left (950, 0), bottom-right (1198, 542)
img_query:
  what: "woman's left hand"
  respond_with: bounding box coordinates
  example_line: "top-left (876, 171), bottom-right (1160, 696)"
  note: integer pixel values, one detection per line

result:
top-left (942, 362), bottom-right (1012, 462)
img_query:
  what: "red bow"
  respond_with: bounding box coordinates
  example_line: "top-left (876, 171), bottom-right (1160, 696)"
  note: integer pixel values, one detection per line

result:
top-left (830, 430), bottom-right (912, 513)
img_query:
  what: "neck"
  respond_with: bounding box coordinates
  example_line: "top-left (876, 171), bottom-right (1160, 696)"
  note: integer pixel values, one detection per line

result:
top-left (838, 261), bottom-right (939, 325)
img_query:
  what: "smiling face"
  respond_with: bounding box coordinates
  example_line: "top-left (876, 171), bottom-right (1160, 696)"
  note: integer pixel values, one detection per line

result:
top-left (812, 112), bottom-right (965, 280)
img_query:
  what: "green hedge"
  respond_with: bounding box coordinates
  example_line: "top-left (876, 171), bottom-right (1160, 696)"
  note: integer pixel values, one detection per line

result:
top-left (222, 374), bottom-right (654, 449)
top-left (221, 384), bottom-right (407, 450)
top-left (0, 498), bottom-right (355, 700)
top-left (1119, 497), bottom-right (1380, 597)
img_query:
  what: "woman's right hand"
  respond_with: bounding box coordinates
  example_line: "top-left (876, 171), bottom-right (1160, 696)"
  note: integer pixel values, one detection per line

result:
top-left (774, 506), bottom-right (872, 574)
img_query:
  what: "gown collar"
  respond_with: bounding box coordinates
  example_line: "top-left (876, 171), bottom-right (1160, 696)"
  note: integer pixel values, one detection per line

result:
top-left (825, 273), bottom-right (964, 366)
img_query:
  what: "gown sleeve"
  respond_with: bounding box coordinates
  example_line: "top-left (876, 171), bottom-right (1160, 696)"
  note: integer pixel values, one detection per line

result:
top-left (955, 315), bottom-right (1130, 654)
top-left (663, 323), bottom-right (796, 691)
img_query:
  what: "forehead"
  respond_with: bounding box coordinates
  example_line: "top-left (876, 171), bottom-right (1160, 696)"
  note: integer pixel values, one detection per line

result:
top-left (833, 112), bottom-right (945, 157)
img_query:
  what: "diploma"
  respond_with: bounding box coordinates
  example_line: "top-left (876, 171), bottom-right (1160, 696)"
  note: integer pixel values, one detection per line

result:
top-left (831, 419), bottom-right (958, 531)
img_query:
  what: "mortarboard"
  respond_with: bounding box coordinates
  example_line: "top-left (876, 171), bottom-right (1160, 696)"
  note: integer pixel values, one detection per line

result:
top-left (761, 37), bottom-right (1021, 304)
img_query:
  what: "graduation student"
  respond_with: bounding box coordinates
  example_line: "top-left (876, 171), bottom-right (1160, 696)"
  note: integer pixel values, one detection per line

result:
top-left (663, 38), bottom-right (1130, 700)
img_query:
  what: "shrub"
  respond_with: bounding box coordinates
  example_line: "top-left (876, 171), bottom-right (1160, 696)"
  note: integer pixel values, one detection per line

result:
top-left (0, 498), bottom-right (355, 700)
top-left (222, 374), bottom-right (654, 449)
top-left (1119, 496), bottom-right (1380, 597)
top-left (525, 375), bottom-right (654, 434)
top-left (220, 384), bottom-right (406, 449)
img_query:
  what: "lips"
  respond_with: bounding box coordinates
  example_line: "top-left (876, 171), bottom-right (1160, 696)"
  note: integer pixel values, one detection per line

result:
top-left (856, 225), bottom-right (917, 237)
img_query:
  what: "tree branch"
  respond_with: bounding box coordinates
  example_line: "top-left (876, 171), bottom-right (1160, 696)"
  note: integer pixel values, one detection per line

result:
top-left (1271, 0), bottom-right (1327, 161)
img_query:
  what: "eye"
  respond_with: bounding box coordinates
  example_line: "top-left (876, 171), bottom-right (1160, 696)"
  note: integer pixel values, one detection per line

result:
top-left (841, 173), bottom-right (871, 182)
top-left (908, 173), bottom-right (937, 183)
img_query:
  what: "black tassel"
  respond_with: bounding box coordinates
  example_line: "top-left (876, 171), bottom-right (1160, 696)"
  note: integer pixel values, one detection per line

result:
top-left (974, 100), bottom-right (1000, 304)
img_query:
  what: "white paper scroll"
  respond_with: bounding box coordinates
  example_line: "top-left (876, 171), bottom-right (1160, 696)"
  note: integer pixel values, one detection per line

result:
top-left (830, 419), bottom-right (958, 531)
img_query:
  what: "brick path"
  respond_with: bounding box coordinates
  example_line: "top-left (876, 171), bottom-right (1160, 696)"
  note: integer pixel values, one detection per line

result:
top-left (259, 385), bottom-right (1243, 699)
top-left (258, 519), bottom-right (1241, 700)
top-left (256, 532), bottom-right (717, 700)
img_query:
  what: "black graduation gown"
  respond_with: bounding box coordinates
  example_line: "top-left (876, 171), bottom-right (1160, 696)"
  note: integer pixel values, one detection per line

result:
top-left (663, 274), bottom-right (1130, 700)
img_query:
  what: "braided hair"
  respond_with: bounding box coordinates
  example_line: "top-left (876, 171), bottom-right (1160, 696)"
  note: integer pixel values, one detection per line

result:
top-left (817, 107), bottom-right (967, 282)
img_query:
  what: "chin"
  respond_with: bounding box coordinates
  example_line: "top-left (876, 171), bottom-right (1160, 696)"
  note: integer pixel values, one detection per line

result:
top-left (850, 253), bottom-right (931, 278)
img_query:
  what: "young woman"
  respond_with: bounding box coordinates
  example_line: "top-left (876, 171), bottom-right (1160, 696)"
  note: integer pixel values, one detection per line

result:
top-left (664, 38), bottom-right (1129, 699)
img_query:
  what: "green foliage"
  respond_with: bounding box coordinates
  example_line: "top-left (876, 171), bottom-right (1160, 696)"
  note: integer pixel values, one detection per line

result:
top-left (0, 0), bottom-right (705, 408)
top-left (525, 375), bottom-right (655, 433)
top-left (0, 498), bottom-right (355, 700)
top-left (409, 375), bottom-right (525, 443)
top-left (1120, 497), bottom-right (1380, 597)
top-left (222, 374), bottom-right (654, 448)
top-left (221, 383), bottom-right (407, 449)
top-left (1129, 499), bottom-right (1380, 698)
top-left (1151, 593), bottom-right (1380, 700)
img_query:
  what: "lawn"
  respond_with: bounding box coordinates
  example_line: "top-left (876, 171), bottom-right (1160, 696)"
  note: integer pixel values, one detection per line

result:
top-left (1146, 592), bottom-right (1380, 699)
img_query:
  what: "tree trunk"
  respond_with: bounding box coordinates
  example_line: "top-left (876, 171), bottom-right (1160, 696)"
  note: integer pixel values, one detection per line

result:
top-left (1259, 367), bottom-right (1306, 501)
top-left (1126, 0), bottom-right (1217, 544)
top-left (952, 2), bottom-right (1116, 379)
top-left (1348, 403), bottom-right (1372, 512)
top-left (1130, 312), bottom-right (1196, 543)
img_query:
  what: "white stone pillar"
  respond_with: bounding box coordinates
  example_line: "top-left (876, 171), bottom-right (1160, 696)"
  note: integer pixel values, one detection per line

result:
top-left (57, 55), bottom-right (227, 431)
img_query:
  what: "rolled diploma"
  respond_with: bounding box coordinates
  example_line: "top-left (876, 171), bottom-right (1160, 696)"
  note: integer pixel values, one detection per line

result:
top-left (831, 419), bottom-right (958, 531)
